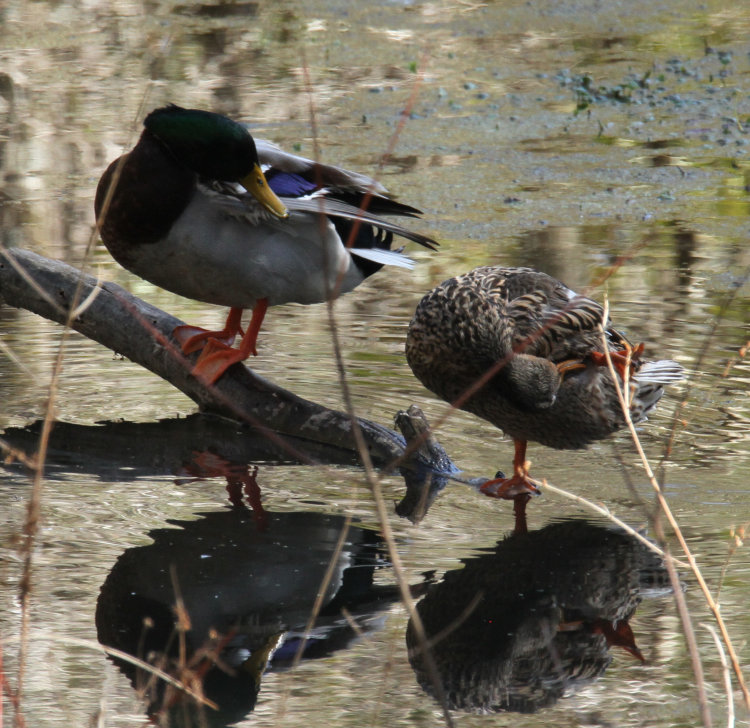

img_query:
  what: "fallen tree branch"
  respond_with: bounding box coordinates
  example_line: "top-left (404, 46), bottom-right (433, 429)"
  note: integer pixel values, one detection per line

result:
top-left (0, 248), bottom-right (429, 468)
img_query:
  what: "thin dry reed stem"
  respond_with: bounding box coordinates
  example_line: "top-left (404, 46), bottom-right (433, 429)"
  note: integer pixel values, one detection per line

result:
top-left (602, 290), bottom-right (750, 715)
top-left (539, 480), bottom-right (689, 568)
top-left (10, 76), bottom-right (165, 727)
top-left (269, 46), bottom-right (457, 728)
top-left (702, 623), bottom-right (735, 728)
top-left (598, 304), bottom-right (709, 727)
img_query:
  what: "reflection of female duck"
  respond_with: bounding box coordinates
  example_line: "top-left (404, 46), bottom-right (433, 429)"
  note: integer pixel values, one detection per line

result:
top-left (406, 520), bottom-right (670, 713)
top-left (406, 266), bottom-right (683, 506)
top-left (95, 105), bottom-right (436, 383)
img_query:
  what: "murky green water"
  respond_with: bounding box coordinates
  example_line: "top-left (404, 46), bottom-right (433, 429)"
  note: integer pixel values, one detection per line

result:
top-left (1, 1), bottom-right (749, 726)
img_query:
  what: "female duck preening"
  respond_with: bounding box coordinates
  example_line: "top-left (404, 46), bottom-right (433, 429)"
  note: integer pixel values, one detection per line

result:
top-left (406, 266), bottom-right (684, 514)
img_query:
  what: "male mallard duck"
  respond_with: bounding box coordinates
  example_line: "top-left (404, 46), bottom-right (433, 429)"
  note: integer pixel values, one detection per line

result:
top-left (95, 104), bottom-right (436, 383)
top-left (405, 266), bottom-right (684, 507)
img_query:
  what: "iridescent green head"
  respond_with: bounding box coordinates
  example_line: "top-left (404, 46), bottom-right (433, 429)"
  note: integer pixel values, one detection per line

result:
top-left (144, 105), bottom-right (288, 218)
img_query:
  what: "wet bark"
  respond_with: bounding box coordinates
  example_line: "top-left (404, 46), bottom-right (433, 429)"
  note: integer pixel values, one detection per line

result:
top-left (0, 248), bottom-right (454, 485)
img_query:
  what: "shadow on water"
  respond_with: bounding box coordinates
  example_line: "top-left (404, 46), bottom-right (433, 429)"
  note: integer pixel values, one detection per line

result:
top-left (0, 0), bottom-right (748, 724)
top-left (0, 414), bottom-right (360, 478)
top-left (95, 508), bottom-right (430, 728)
top-left (406, 520), bottom-right (671, 714)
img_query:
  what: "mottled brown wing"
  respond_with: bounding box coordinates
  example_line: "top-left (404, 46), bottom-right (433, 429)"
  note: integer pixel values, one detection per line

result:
top-left (493, 270), bottom-right (606, 362)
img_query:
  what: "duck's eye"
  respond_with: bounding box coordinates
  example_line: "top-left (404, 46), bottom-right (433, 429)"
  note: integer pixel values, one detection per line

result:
top-left (257, 176), bottom-right (265, 187)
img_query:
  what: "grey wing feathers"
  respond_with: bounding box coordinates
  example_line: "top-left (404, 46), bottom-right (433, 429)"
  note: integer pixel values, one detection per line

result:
top-left (283, 196), bottom-right (438, 249)
top-left (634, 360), bottom-right (685, 384)
top-left (255, 139), bottom-right (389, 195)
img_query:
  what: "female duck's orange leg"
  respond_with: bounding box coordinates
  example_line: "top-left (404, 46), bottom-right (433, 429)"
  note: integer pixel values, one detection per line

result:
top-left (479, 440), bottom-right (540, 499)
top-left (173, 307), bottom-right (245, 354)
top-left (191, 298), bottom-right (269, 384)
top-left (479, 440), bottom-right (539, 532)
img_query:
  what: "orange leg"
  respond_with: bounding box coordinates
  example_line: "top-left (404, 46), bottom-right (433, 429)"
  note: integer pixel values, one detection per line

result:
top-left (556, 359), bottom-right (586, 377)
top-left (480, 440), bottom-right (540, 499)
top-left (512, 492), bottom-right (531, 535)
top-left (224, 464), bottom-right (268, 530)
top-left (191, 298), bottom-right (269, 384)
top-left (480, 441), bottom-right (539, 533)
top-left (180, 452), bottom-right (268, 529)
top-left (591, 618), bottom-right (645, 662)
top-left (173, 307), bottom-right (245, 354)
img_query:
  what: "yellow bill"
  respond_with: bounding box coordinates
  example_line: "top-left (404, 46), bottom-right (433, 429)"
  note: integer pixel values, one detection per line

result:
top-left (241, 163), bottom-right (288, 218)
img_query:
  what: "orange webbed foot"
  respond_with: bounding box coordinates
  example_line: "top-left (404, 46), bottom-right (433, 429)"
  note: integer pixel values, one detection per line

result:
top-left (479, 440), bottom-right (540, 499)
top-left (591, 618), bottom-right (645, 662)
top-left (173, 307), bottom-right (246, 355)
top-left (191, 338), bottom-right (250, 385)
top-left (180, 300), bottom-right (269, 385)
top-left (479, 471), bottom-right (541, 499)
top-left (478, 441), bottom-right (540, 533)
top-left (173, 324), bottom-right (242, 354)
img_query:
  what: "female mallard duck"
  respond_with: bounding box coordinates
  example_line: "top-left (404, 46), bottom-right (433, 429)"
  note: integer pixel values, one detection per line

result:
top-left (95, 104), bottom-right (436, 383)
top-left (405, 266), bottom-right (684, 506)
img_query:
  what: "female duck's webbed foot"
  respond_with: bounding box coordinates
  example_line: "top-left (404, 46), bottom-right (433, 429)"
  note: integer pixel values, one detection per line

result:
top-left (556, 340), bottom-right (645, 382)
top-left (191, 299), bottom-right (269, 385)
top-left (479, 440), bottom-right (541, 499)
top-left (479, 440), bottom-right (538, 534)
top-left (589, 340), bottom-right (645, 380)
top-left (173, 307), bottom-right (245, 354)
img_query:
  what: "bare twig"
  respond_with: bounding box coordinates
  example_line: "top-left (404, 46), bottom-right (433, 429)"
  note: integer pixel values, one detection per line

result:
top-left (35, 634), bottom-right (216, 709)
top-left (6, 96), bottom-right (154, 727)
top-left (0, 249), bottom-right (409, 465)
top-left (661, 266), bottom-right (750, 473)
top-left (289, 48), bottom-right (457, 728)
top-left (607, 301), bottom-right (750, 712)
top-left (540, 479), bottom-right (689, 568)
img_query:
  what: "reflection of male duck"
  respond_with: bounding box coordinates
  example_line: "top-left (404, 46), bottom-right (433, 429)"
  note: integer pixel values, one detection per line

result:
top-left (406, 520), bottom-right (671, 714)
top-left (96, 509), bottom-right (417, 727)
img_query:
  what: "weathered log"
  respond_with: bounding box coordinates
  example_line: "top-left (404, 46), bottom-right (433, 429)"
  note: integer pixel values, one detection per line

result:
top-left (0, 249), bottom-right (457, 486)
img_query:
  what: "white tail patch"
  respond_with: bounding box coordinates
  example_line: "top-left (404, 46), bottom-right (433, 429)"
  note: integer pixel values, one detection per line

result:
top-left (634, 360), bottom-right (685, 385)
top-left (350, 247), bottom-right (415, 269)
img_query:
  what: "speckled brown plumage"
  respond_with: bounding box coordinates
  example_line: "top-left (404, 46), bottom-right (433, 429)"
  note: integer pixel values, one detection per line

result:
top-left (406, 266), bottom-right (683, 451)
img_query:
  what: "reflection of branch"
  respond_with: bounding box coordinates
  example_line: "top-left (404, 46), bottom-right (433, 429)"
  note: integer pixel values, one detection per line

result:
top-left (0, 248), bottom-right (416, 466)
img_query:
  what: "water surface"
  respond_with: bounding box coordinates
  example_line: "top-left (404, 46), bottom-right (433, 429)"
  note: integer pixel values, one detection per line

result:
top-left (1, 1), bottom-right (749, 726)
